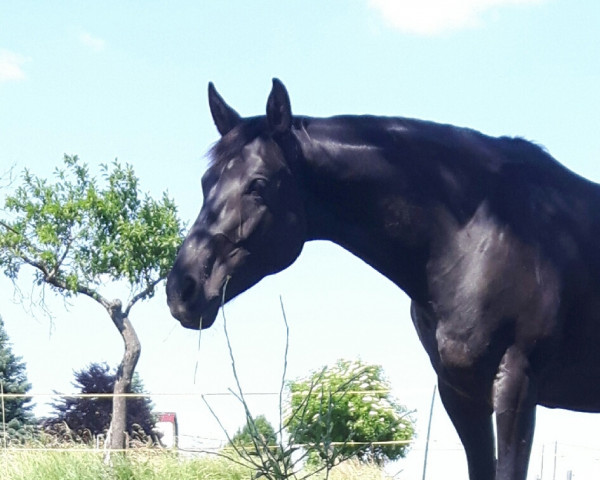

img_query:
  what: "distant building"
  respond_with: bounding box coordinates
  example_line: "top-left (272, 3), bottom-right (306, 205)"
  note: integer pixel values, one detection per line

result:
top-left (155, 412), bottom-right (178, 448)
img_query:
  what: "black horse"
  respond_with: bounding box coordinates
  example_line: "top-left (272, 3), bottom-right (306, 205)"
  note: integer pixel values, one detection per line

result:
top-left (166, 79), bottom-right (600, 480)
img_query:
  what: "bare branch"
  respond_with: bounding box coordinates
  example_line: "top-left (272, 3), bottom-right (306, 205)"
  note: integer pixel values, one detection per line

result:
top-left (278, 295), bottom-right (290, 451)
top-left (201, 395), bottom-right (265, 472)
top-left (0, 164), bottom-right (15, 189)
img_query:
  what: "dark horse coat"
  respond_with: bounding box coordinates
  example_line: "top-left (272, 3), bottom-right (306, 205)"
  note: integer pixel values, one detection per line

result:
top-left (167, 79), bottom-right (600, 480)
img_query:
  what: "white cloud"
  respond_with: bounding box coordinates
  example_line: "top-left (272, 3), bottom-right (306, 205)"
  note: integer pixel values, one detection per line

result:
top-left (0, 49), bottom-right (28, 82)
top-left (79, 32), bottom-right (106, 52)
top-left (368, 0), bottom-right (544, 35)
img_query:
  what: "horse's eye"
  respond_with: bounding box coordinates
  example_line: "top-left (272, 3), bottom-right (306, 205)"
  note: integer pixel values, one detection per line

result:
top-left (247, 178), bottom-right (268, 198)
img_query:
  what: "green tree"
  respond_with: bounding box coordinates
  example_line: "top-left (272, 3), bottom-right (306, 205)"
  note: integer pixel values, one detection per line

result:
top-left (0, 315), bottom-right (33, 430)
top-left (48, 362), bottom-right (155, 442)
top-left (287, 359), bottom-right (415, 465)
top-left (0, 155), bottom-right (184, 450)
top-left (230, 414), bottom-right (277, 451)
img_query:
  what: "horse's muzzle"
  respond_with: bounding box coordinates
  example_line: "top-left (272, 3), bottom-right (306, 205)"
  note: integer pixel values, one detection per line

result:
top-left (166, 268), bottom-right (220, 330)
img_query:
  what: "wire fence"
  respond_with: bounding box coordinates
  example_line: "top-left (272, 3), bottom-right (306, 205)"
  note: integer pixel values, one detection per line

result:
top-left (0, 389), bottom-right (418, 453)
top-left (2, 390), bottom-right (600, 480)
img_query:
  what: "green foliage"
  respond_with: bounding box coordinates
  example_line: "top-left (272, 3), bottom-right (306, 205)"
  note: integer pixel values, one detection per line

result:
top-left (46, 362), bottom-right (155, 441)
top-left (287, 359), bottom-right (415, 465)
top-left (0, 154), bottom-right (184, 301)
top-left (0, 316), bottom-right (33, 431)
top-left (230, 414), bottom-right (277, 450)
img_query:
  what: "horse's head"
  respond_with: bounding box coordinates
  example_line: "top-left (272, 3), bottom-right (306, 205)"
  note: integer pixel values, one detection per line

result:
top-left (167, 79), bottom-right (307, 329)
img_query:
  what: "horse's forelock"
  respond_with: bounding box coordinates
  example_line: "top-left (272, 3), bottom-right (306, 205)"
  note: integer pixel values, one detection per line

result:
top-left (208, 117), bottom-right (265, 171)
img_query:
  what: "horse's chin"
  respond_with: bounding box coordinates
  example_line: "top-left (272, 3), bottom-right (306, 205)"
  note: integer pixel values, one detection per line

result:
top-left (176, 298), bottom-right (220, 330)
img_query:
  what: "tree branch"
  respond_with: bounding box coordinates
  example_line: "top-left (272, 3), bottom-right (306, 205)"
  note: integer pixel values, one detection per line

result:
top-left (44, 271), bottom-right (109, 310)
top-left (0, 220), bottom-right (19, 236)
top-left (1, 221), bottom-right (111, 311)
top-left (47, 233), bottom-right (74, 281)
top-left (124, 277), bottom-right (163, 316)
top-left (1, 221), bottom-right (53, 274)
top-left (75, 283), bottom-right (112, 311)
top-left (17, 250), bottom-right (50, 277)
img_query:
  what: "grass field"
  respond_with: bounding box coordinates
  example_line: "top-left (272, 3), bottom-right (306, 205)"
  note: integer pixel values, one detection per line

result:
top-left (0, 449), bottom-right (392, 479)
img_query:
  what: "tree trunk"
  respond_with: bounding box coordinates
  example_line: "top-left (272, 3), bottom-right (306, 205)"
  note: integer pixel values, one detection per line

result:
top-left (107, 300), bottom-right (141, 451)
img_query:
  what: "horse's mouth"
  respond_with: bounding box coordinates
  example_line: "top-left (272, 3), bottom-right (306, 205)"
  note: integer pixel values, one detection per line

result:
top-left (172, 296), bottom-right (220, 330)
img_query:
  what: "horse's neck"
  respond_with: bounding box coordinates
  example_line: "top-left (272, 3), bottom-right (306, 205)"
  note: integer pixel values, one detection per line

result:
top-left (294, 117), bottom-right (442, 299)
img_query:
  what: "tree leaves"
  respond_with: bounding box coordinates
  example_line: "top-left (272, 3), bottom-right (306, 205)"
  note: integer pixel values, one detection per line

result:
top-left (0, 154), bottom-right (184, 305)
top-left (287, 359), bottom-right (415, 465)
top-left (230, 414), bottom-right (278, 450)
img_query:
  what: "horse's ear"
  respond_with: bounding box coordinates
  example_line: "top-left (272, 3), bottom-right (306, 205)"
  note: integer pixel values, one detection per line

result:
top-left (266, 78), bottom-right (292, 133)
top-left (208, 82), bottom-right (242, 136)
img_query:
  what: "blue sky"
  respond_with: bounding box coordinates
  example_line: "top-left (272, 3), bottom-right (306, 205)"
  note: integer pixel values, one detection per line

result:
top-left (2, 1), bottom-right (600, 478)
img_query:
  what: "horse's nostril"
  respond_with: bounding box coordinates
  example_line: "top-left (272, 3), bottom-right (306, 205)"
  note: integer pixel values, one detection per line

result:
top-left (180, 275), bottom-right (197, 303)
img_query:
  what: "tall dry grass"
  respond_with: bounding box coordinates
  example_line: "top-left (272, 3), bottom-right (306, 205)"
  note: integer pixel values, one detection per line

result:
top-left (0, 449), bottom-right (251, 480)
top-left (0, 449), bottom-right (391, 480)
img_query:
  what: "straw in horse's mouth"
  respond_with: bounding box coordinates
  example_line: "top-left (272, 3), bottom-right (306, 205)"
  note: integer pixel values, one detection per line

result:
top-left (193, 315), bottom-right (204, 385)
top-left (192, 276), bottom-right (232, 384)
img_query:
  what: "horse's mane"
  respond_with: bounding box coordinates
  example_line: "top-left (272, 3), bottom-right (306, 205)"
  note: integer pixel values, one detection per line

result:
top-left (207, 113), bottom-right (590, 194)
